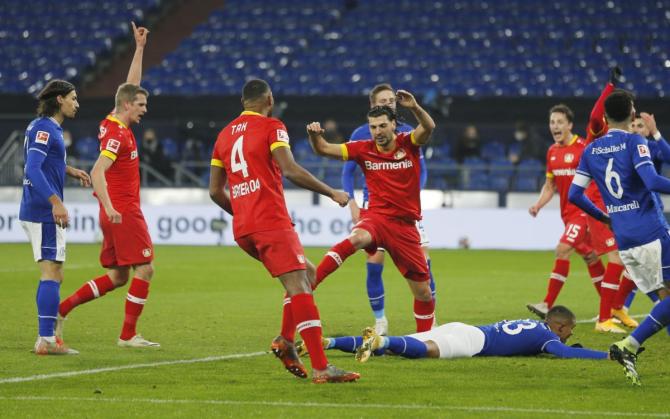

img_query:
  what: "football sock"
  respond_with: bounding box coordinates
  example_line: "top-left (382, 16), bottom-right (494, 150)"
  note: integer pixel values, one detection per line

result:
top-left (427, 258), bottom-right (436, 301)
top-left (329, 336), bottom-right (363, 353)
top-left (280, 293), bottom-right (295, 342)
top-left (624, 287), bottom-right (637, 310)
top-left (544, 259), bottom-right (569, 307)
top-left (291, 293), bottom-right (328, 370)
top-left (315, 239), bottom-right (357, 287)
top-left (59, 274), bottom-right (115, 317)
top-left (414, 298), bottom-right (435, 332)
top-left (36, 280), bottom-right (60, 338)
top-left (386, 336), bottom-right (428, 359)
top-left (366, 262), bottom-right (385, 320)
top-left (646, 290), bottom-right (660, 303)
top-left (120, 278), bottom-right (150, 341)
top-left (599, 263), bottom-right (624, 321)
top-left (631, 297), bottom-right (670, 346)
top-left (612, 272), bottom-right (636, 310)
top-left (587, 260), bottom-right (605, 295)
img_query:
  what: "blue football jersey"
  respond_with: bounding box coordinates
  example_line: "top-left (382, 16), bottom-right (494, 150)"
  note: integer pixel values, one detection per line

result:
top-left (19, 117), bottom-right (66, 223)
top-left (476, 319), bottom-right (560, 356)
top-left (576, 129), bottom-right (667, 250)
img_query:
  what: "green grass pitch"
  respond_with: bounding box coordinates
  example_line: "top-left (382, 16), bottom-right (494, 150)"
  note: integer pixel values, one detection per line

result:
top-left (0, 243), bottom-right (667, 418)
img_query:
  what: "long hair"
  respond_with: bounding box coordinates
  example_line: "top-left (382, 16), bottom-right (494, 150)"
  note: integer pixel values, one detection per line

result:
top-left (36, 80), bottom-right (75, 117)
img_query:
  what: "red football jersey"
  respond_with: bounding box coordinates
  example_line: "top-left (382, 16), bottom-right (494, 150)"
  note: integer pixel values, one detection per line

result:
top-left (97, 115), bottom-right (141, 211)
top-left (545, 134), bottom-right (588, 223)
top-left (343, 131), bottom-right (422, 222)
top-left (211, 111), bottom-right (293, 239)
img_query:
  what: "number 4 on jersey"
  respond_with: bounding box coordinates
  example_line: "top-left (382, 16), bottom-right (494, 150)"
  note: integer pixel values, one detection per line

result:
top-left (231, 135), bottom-right (249, 178)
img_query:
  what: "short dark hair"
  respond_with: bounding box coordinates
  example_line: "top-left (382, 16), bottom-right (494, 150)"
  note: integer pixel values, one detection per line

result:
top-left (549, 104), bottom-right (574, 123)
top-left (36, 79), bottom-right (76, 117)
top-left (369, 83), bottom-right (393, 105)
top-left (242, 79), bottom-right (271, 102)
top-left (367, 105), bottom-right (396, 122)
top-left (546, 305), bottom-right (576, 324)
top-left (605, 89), bottom-right (635, 123)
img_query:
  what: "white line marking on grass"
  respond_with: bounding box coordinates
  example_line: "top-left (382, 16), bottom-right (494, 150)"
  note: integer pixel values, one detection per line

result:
top-left (576, 314), bottom-right (645, 324)
top-left (0, 351), bottom-right (266, 384)
top-left (0, 396), bottom-right (668, 417)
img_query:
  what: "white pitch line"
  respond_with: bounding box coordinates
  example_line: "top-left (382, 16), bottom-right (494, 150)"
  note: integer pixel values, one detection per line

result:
top-left (0, 396), bottom-right (667, 418)
top-left (0, 351), bottom-right (266, 384)
top-left (576, 314), bottom-right (646, 324)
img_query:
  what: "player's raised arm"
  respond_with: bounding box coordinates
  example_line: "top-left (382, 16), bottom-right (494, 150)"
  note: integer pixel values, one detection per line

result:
top-left (90, 154), bottom-right (121, 224)
top-left (640, 112), bottom-right (670, 163)
top-left (209, 163), bottom-right (233, 215)
top-left (396, 90), bottom-right (435, 145)
top-left (126, 22), bottom-right (149, 86)
top-left (586, 67), bottom-right (620, 142)
top-left (306, 122), bottom-right (346, 159)
top-left (272, 145), bottom-right (349, 207)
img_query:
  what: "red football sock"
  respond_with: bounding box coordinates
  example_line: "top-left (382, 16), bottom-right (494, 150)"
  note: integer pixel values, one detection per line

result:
top-left (291, 293), bottom-right (327, 370)
top-left (413, 298), bottom-right (435, 332)
top-left (59, 274), bottom-right (115, 317)
top-left (587, 259), bottom-right (605, 295)
top-left (314, 239), bottom-right (356, 288)
top-left (544, 259), bottom-right (569, 308)
top-left (612, 271), bottom-right (636, 310)
top-left (599, 263), bottom-right (624, 322)
top-left (280, 293), bottom-right (295, 342)
top-left (120, 278), bottom-right (150, 341)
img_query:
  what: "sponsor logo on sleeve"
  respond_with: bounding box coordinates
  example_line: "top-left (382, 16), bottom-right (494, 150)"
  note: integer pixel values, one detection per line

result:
top-left (35, 131), bottom-right (50, 145)
top-left (276, 129), bottom-right (290, 143)
top-left (106, 139), bottom-right (121, 154)
top-left (638, 144), bottom-right (650, 158)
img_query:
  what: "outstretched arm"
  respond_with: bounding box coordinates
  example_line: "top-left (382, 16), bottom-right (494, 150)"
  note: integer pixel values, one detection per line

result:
top-left (568, 181), bottom-right (609, 223)
top-left (306, 122), bottom-right (346, 159)
top-left (544, 340), bottom-right (608, 360)
top-left (396, 90), bottom-right (435, 145)
top-left (126, 22), bottom-right (149, 86)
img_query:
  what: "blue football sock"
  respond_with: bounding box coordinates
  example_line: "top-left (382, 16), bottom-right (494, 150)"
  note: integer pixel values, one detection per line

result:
top-left (386, 336), bottom-right (428, 359)
top-left (366, 262), bottom-right (385, 319)
top-left (36, 280), bottom-right (60, 338)
top-left (427, 258), bottom-right (436, 301)
top-left (631, 297), bottom-right (670, 345)
top-left (330, 336), bottom-right (363, 353)
top-left (623, 288), bottom-right (637, 310)
top-left (646, 290), bottom-right (660, 303)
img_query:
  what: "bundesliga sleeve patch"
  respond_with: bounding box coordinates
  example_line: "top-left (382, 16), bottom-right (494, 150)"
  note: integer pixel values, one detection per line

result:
top-left (106, 139), bottom-right (121, 154)
top-left (276, 129), bottom-right (290, 143)
top-left (35, 130), bottom-right (50, 145)
top-left (637, 144), bottom-right (650, 158)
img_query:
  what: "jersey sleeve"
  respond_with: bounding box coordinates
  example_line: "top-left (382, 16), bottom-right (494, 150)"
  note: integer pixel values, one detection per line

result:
top-left (343, 140), bottom-right (366, 162)
top-left (99, 127), bottom-right (123, 162)
top-left (544, 148), bottom-right (553, 179)
top-left (211, 138), bottom-right (224, 168)
top-left (396, 131), bottom-right (420, 148)
top-left (24, 124), bottom-right (57, 200)
top-left (573, 149), bottom-right (592, 187)
top-left (267, 120), bottom-right (291, 152)
top-left (630, 134), bottom-right (654, 171)
top-left (543, 340), bottom-right (608, 359)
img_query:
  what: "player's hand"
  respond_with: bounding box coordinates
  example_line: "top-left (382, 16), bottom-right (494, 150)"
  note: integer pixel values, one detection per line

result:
top-left (330, 190), bottom-right (350, 207)
top-left (131, 21), bottom-right (149, 48)
top-left (640, 112), bottom-right (659, 138)
top-left (52, 202), bottom-right (70, 228)
top-left (105, 206), bottom-right (122, 224)
top-left (528, 205), bottom-right (540, 217)
top-left (306, 122), bottom-right (325, 139)
top-left (609, 66), bottom-right (623, 85)
top-left (66, 167), bottom-right (92, 187)
top-left (348, 199), bottom-right (361, 223)
top-left (396, 90), bottom-right (418, 109)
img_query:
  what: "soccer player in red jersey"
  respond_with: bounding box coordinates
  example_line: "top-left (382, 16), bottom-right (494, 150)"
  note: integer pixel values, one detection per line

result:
top-left (209, 79), bottom-right (359, 384)
top-left (306, 90), bottom-right (437, 333)
top-left (57, 23), bottom-right (160, 348)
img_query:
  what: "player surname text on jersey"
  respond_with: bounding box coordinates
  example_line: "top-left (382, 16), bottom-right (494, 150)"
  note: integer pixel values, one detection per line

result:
top-left (591, 143), bottom-right (626, 154)
top-left (364, 160), bottom-right (413, 171)
top-left (607, 200), bottom-right (640, 213)
top-left (232, 178), bottom-right (260, 198)
top-left (231, 122), bottom-right (247, 134)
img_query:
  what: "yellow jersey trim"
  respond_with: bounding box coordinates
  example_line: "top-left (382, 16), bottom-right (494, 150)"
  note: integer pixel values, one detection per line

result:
top-left (567, 134), bottom-right (578, 146)
top-left (241, 111), bottom-right (262, 116)
top-left (101, 150), bottom-right (118, 161)
top-left (546, 172), bottom-right (554, 179)
top-left (270, 142), bottom-right (290, 151)
top-left (410, 131), bottom-right (419, 145)
top-left (210, 158), bottom-right (224, 168)
top-left (340, 144), bottom-right (349, 161)
top-left (105, 115), bottom-right (127, 129)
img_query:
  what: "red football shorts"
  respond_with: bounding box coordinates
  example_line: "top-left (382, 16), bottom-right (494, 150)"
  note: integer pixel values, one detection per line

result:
top-left (99, 205), bottom-right (153, 268)
top-left (354, 211), bottom-right (429, 282)
top-left (587, 217), bottom-right (618, 255)
top-left (236, 228), bottom-right (307, 277)
top-left (559, 216), bottom-right (592, 256)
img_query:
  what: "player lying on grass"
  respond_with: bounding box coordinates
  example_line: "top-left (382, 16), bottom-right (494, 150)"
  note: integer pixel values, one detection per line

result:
top-left (295, 305), bottom-right (638, 384)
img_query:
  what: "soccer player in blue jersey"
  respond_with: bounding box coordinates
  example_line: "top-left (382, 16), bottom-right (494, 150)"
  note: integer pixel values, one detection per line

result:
top-left (304, 306), bottom-right (617, 364)
top-left (19, 79), bottom-right (92, 355)
top-left (568, 89), bottom-right (670, 384)
top-left (341, 83), bottom-right (434, 335)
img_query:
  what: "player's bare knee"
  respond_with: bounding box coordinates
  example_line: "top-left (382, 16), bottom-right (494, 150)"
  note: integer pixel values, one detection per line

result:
top-left (108, 267), bottom-right (131, 286)
top-left (606, 250), bottom-right (622, 265)
top-left (582, 251), bottom-right (598, 265)
top-left (349, 229), bottom-right (372, 250)
top-left (39, 261), bottom-right (63, 282)
top-left (555, 243), bottom-right (572, 259)
top-left (368, 250), bottom-right (384, 264)
top-left (280, 270), bottom-right (312, 296)
top-left (134, 263), bottom-right (154, 281)
top-left (409, 279), bottom-right (433, 301)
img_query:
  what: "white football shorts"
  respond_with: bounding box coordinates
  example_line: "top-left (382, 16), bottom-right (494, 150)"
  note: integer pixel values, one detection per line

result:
top-left (409, 322), bottom-right (485, 359)
top-left (21, 221), bottom-right (66, 262)
top-left (619, 238), bottom-right (664, 295)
